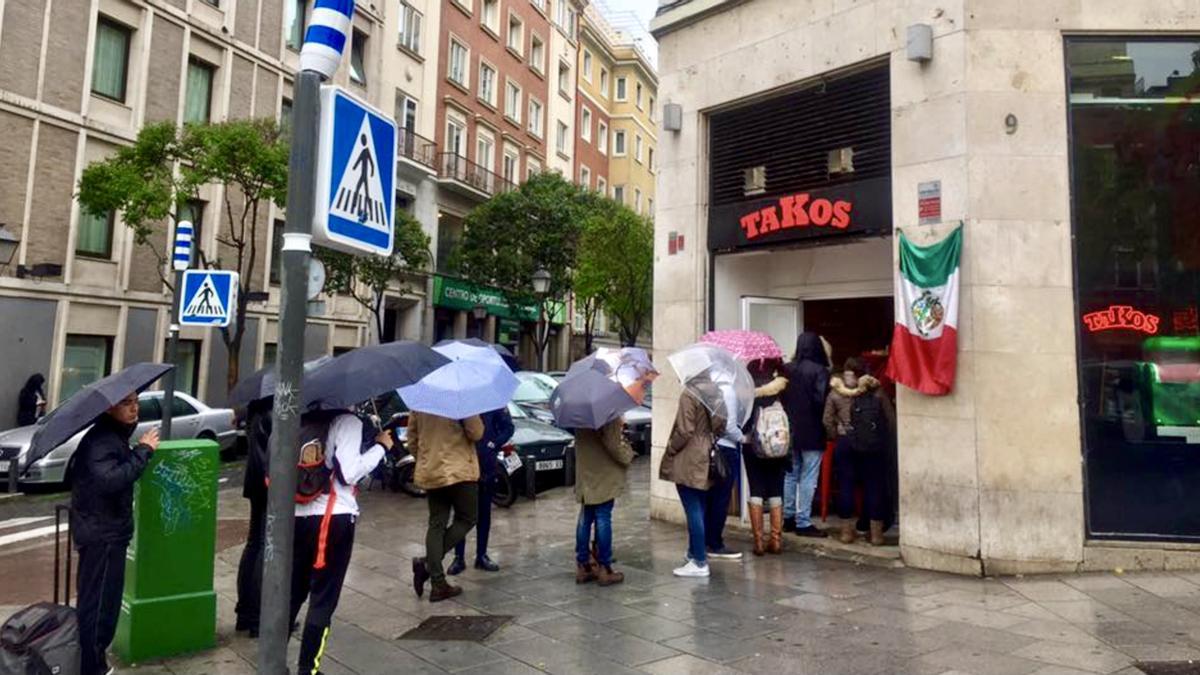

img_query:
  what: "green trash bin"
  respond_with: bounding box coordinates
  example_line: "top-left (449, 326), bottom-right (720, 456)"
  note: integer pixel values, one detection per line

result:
top-left (113, 439), bottom-right (220, 663)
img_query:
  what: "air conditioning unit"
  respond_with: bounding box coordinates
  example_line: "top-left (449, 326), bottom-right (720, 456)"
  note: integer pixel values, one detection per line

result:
top-left (828, 147), bottom-right (855, 175)
top-left (743, 165), bottom-right (766, 195)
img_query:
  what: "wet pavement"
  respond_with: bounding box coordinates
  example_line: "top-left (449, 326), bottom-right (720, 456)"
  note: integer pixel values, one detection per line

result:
top-left (3, 457), bottom-right (1200, 674)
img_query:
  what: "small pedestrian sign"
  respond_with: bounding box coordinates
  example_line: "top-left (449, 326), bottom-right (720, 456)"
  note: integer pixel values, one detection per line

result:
top-left (314, 86), bottom-right (396, 257)
top-left (179, 270), bottom-right (238, 327)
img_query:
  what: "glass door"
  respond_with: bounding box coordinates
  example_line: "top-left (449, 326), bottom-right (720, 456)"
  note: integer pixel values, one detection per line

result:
top-left (742, 296), bottom-right (802, 358)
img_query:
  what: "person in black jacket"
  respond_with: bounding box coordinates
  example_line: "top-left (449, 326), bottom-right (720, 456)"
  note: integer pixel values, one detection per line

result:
top-left (16, 373), bottom-right (46, 427)
top-left (449, 407), bottom-right (515, 574)
top-left (779, 332), bottom-right (831, 537)
top-left (70, 392), bottom-right (159, 675)
top-left (235, 399), bottom-right (272, 636)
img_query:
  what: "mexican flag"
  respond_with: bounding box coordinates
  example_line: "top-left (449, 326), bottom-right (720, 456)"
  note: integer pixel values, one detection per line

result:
top-left (885, 226), bottom-right (962, 396)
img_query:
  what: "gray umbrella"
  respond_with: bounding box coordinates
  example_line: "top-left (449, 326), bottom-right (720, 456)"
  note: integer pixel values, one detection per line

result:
top-left (302, 341), bottom-right (450, 412)
top-left (26, 362), bottom-right (173, 471)
top-left (228, 356), bottom-right (335, 410)
top-left (549, 368), bottom-right (638, 430)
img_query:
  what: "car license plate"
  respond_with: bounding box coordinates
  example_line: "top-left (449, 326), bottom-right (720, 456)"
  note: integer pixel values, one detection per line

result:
top-left (502, 453), bottom-right (523, 475)
top-left (535, 459), bottom-right (564, 472)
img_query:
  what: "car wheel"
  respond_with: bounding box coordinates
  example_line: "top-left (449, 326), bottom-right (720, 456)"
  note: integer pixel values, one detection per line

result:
top-left (492, 469), bottom-right (517, 508)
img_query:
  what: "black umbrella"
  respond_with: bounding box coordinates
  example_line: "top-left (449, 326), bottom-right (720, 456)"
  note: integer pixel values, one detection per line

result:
top-left (301, 341), bottom-right (450, 411)
top-left (549, 368), bottom-right (638, 430)
top-left (26, 362), bottom-right (173, 471)
top-left (435, 338), bottom-right (519, 371)
top-left (229, 356), bottom-right (335, 410)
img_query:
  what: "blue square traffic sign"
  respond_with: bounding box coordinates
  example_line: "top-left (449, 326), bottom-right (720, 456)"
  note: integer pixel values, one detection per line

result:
top-left (313, 86), bottom-right (396, 256)
top-left (179, 270), bottom-right (238, 327)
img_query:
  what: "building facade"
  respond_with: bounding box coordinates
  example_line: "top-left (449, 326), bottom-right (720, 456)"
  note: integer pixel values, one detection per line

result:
top-left (651, 0), bottom-right (1200, 574)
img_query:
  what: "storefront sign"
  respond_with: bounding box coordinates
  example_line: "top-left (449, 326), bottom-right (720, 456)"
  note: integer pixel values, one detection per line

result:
top-left (1082, 305), bottom-right (1161, 335)
top-left (918, 181), bottom-right (941, 224)
top-left (707, 177), bottom-right (891, 251)
top-left (432, 276), bottom-right (539, 322)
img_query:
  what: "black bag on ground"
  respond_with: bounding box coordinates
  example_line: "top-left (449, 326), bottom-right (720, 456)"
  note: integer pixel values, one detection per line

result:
top-left (0, 602), bottom-right (81, 675)
top-left (849, 394), bottom-right (888, 454)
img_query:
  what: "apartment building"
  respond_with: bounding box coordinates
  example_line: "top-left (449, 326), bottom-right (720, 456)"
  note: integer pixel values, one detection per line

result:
top-left (0, 0), bottom-right (402, 424)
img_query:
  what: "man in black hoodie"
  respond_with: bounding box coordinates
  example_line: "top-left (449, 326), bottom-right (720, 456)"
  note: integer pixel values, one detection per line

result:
top-left (235, 399), bottom-right (272, 636)
top-left (70, 392), bottom-right (159, 675)
top-left (779, 332), bottom-right (830, 537)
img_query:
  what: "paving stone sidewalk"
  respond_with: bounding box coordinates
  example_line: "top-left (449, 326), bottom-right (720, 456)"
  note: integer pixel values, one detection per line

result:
top-left (98, 458), bottom-right (1200, 674)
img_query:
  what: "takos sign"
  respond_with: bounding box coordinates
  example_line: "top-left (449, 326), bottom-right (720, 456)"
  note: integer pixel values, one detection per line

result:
top-left (706, 177), bottom-right (891, 251)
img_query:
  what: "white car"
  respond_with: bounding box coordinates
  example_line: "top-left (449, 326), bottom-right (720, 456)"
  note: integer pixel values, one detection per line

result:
top-left (0, 391), bottom-right (237, 486)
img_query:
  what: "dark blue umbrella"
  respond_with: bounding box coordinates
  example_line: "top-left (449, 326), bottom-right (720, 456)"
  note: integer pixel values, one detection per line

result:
top-left (26, 362), bottom-right (173, 470)
top-left (302, 341), bottom-right (449, 411)
top-left (549, 368), bottom-right (638, 430)
top-left (435, 338), bottom-right (519, 371)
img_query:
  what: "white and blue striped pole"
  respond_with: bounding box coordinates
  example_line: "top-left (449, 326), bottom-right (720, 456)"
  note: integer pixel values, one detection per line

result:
top-left (161, 219), bottom-right (194, 441)
top-left (262, 1), bottom-right (355, 672)
top-left (172, 220), bottom-right (193, 271)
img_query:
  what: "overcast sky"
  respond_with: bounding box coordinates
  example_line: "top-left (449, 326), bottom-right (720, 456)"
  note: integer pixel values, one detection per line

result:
top-left (600, 0), bottom-right (657, 26)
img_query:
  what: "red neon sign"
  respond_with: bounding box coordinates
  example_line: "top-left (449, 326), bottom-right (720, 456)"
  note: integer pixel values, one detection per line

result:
top-left (739, 193), bottom-right (853, 241)
top-left (1083, 305), bottom-right (1160, 335)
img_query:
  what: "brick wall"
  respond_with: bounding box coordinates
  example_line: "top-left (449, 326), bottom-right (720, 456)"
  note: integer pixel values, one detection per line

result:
top-left (574, 96), bottom-right (609, 189)
top-left (27, 124), bottom-right (78, 269)
top-left (42, 0), bottom-right (89, 113)
top-left (0, 0), bottom-right (46, 99)
top-left (145, 16), bottom-right (185, 124)
top-left (235, 0), bottom-right (260, 45)
top-left (0, 113), bottom-right (34, 272)
top-left (229, 56), bottom-right (255, 119)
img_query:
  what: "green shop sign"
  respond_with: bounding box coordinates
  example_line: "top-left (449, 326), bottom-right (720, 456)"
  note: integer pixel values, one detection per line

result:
top-left (433, 276), bottom-right (538, 321)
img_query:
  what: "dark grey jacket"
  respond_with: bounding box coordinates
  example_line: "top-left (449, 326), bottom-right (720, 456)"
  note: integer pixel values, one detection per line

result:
top-left (70, 415), bottom-right (152, 548)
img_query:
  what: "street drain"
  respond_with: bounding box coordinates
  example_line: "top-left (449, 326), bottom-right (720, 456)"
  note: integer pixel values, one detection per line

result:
top-left (1136, 663), bottom-right (1200, 675)
top-left (399, 615), bottom-right (513, 642)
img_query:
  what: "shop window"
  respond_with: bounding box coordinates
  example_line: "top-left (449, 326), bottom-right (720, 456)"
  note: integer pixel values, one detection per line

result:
top-left (62, 335), bottom-right (112, 400)
top-left (184, 58), bottom-right (214, 124)
top-left (166, 338), bottom-right (202, 396)
top-left (1068, 38), bottom-right (1200, 541)
top-left (76, 208), bottom-right (114, 259)
top-left (92, 17), bottom-right (132, 102)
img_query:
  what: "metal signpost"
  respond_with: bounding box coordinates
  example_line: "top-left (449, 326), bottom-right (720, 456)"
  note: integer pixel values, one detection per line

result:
top-left (160, 220), bottom-right (193, 439)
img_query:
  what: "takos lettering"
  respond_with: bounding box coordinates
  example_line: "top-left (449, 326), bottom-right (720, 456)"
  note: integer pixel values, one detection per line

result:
top-left (739, 193), bottom-right (853, 240)
top-left (1082, 305), bottom-right (1160, 335)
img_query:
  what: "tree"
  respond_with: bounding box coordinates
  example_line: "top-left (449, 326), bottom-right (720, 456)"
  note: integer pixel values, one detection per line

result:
top-left (452, 172), bottom-right (595, 368)
top-left (577, 202), bottom-right (654, 347)
top-left (78, 119), bottom-right (288, 392)
top-left (317, 210), bottom-right (432, 342)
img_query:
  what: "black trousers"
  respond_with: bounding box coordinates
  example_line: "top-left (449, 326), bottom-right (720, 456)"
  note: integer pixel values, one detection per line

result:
top-left (744, 453), bottom-right (788, 500)
top-left (76, 542), bottom-right (128, 675)
top-left (834, 437), bottom-right (892, 523)
top-left (426, 483), bottom-right (478, 584)
top-left (290, 514), bottom-right (356, 675)
top-left (235, 495), bottom-right (267, 630)
top-left (454, 477), bottom-right (493, 561)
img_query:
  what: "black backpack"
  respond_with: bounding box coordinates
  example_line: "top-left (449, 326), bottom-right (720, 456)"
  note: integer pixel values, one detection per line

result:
top-left (295, 418), bottom-right (336, 504)
top-left (0, 602), bottom-right (80, 675)
top-left (849, 394), bottom-right (888, 454)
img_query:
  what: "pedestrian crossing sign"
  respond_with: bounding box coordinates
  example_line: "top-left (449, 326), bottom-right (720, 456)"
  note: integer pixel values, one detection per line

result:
top-left (179, 270), bottom-right (238, 327)
top-left (314, 86), bottom-right (396, 257)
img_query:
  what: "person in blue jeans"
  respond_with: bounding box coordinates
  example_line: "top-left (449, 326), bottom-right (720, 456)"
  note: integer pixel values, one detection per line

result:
top-left (779, 332), bottom-right (831, 537)
top-left (661, 388), bottom-right (725, 578)
top-left (573, 418), bottom-right (635, 585)
top-left (705, 379), bottom-right (746, 560)
top-left (449, 407), bottom-right (515, 575)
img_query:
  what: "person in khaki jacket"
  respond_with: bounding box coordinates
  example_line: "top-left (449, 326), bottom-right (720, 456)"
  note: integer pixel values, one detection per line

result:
top-left (408, 412), bottom-right (485, 602)
top-left (573, 419), bottom-right (636, 586)
top-left (660, 388), bottom-right (726, 578)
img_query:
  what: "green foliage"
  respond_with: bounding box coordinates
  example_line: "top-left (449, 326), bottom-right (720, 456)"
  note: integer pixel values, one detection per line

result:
top-left (317, 210), bottom-right (432, 340)
top-left (577, 201), bottom-right (654, 346)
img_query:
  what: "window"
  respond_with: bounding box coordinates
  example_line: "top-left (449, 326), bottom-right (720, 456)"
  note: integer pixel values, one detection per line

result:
top-left (502, 148), bottom-right (518, 183)
top-left (199, 0), bottom-right (220, 6)
top-left (448, 39), bottom-right (469, 87)
top-left (530, 34), bottom-right (545, 74)
top-left (613, 129), bottom-right (626, 155)
top-left (558, 61), bottom-right (571, 96)
top-left (530, 0), bottom-right (545, 10)
top-left (178, 200), bottom-right (205, 254)
top-left (270, 219), bottom-right (284, 284)
top-left (581, 108), bottom-right (592, 142)
top-left (579, 165), bottom-right (590, 188)
top-left (615, 76), bottom-right (627, 101)
top-left (528, 98), bottom-right (543, 137)
top-left (527, 157), bottom-right (541, 179)
top-left (76, 208), bottom-right (114, 258)
top-left (168, 339), bottom-right (202, 396)
top-left (281, 97), bottom-right (293, 132)
top-left (62, 335), bottom-right (112, 401)
top-left (350, 30), bottom-right (368, 85)
top-left (634, 188), bottom-right (642, 213)
top-left (286, 0), bottom-right (307, 50)
top-left (91, 17), bottom-right (131, 102)
top-left (138, 397), bottom-right (162, 422)
top-left (556, 121), bottom-right (568, 154)
top-left (597, 176), bottom-right (607, 195)
top-left (635, 134), bottom-right (643, 163)
top-left (481, 0), bottom-right (499, 33)
top-left (398, 2), bottom-right (422, 54)
top-left (263, 342), bottom-right (277, 367)
top-left (476, 133), bottom-right (494, 171)
top-left (184, 58), bottom-right (214, 124)
top-left (396, 93), bottom-right (418, 131)
top-left (599, 68), bottom-right (609, 97)
top-left (446, 117), bottom-right (466, 156)
top-left (507, 14), bottom-right (523, 55)
top-left (582, 50), bottom-right (593, 82)
top-left (613, 185), bottom-right (624, 203)
top-left (649, 96), bottom-right (656, 121)
top-left (648, 147), bottom-right (655, 171)
top-left (505, 80), bottom-right (522, 122)
top-left (479, 62), bottom-right (497, 106)
top-left (556, 2), bottom-right (576, 39)
top-left (451, 0), bottom-right (472, 13)
top-left (636, 82), bottom-right (643, 109)
top-left (648, 197), bottom-right (654, 218)
top-left (171, 394), bottom-right (198, 417)
top-left (597, 122), bottom-right (608, 154)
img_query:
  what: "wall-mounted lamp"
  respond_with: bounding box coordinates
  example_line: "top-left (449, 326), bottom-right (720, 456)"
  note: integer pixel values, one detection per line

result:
top-left (907, 24), bottom-right (933, 63)
top-left (663, 103), bottom-right (682, 132)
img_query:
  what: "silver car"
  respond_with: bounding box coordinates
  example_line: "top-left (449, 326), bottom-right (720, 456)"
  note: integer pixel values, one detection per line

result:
top-left (0, 391), bottom-right (237, 486)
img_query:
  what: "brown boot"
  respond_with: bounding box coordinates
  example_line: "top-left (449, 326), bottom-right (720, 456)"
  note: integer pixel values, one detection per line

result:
top-left (596, 565), bottom-right (625, 586)
top-left (767, 505), bottom-right (783, 555)
top-left (749, 503), bottom-right (765, 557)
top-left (576, 562), bottom-right (597, 584)
top-left (839, 521), bottom-right (857, 544)
top-left (429, 581), bottom-right (463, 603)
top-left (869, 520), bottom-right (886, 546)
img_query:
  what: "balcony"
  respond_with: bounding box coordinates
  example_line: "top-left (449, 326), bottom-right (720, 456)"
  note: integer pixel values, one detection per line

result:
top-left (437, 152), bottom-right (515, 200)
top-left (397, 128), bottom-right (439, 172)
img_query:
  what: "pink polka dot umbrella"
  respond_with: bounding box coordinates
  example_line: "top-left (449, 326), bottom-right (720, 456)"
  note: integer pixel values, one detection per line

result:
top-left (699, 329), bottom-right (784, 363)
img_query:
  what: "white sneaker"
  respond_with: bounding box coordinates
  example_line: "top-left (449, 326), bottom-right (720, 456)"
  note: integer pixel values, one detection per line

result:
top-left (673, 559), bottom-right (710, 578)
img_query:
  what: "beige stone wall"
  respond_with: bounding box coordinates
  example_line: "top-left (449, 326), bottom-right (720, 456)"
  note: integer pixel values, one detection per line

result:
top-left (651, 0), bottom-right (1200, 573)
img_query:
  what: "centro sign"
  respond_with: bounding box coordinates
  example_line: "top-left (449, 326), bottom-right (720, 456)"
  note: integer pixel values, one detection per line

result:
top-left (739, 193), bottom-right (854, 240)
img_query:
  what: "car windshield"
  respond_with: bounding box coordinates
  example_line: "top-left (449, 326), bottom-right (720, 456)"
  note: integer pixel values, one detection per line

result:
top-left (507, 402), bottom-right (529, 419)
top-left (513, 373), bottom-right (555, 403)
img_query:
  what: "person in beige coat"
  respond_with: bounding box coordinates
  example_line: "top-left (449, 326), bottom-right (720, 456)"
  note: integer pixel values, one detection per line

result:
top-left (408, 412), bottom-right (485, 602)
top-left (573, 419), bottom-right (636, 585)
top-left (660, 389), bottom-right (725, 578)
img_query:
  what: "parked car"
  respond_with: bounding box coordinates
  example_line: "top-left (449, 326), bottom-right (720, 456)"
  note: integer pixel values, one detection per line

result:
top-left (518, 370), bottom-right (652, 454)
top-left (495, 402), bottom-right (576, 505)
top-left (0, 391), bottom-right (238, 487)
